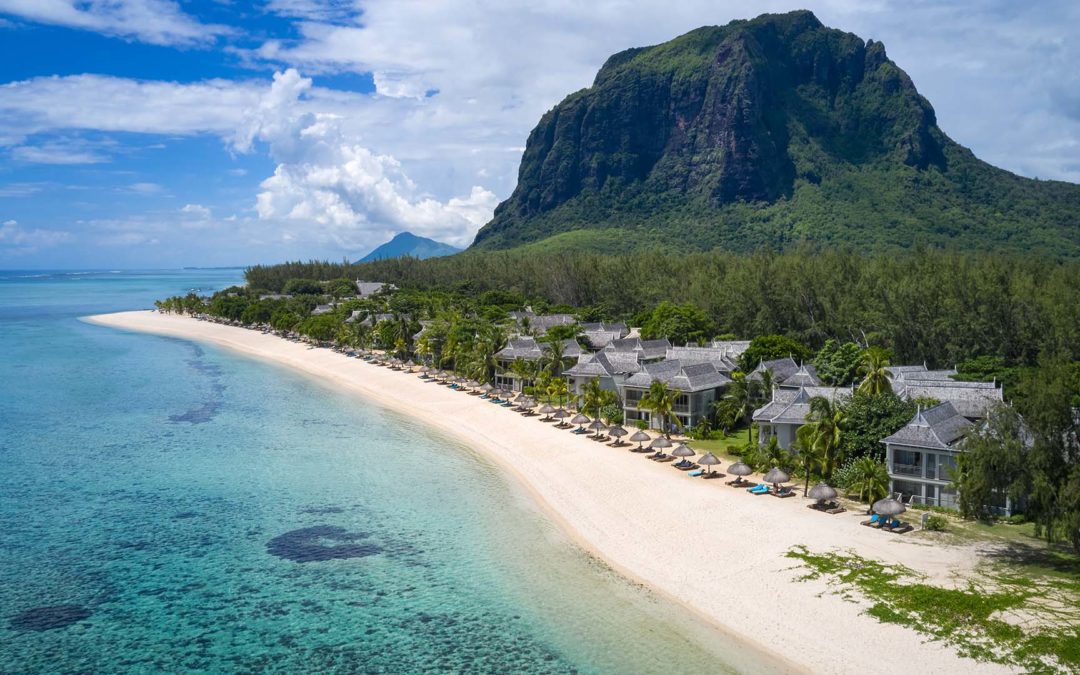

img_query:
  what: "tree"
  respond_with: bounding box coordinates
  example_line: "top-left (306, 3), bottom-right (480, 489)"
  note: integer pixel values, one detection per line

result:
top-left (509, 357), bottom-right (539, 391)
top-left (807, 396), bottom-right (846, 479)
top-left (857, 346), bottom-right (893, 396)
top-left (850, 457), bottom-right (889, 504)
top-left (955, 403), bottom-right (1029, 522)
top-left (326, 277), bottom-right (358, 299)
top-left (539, 338), bottom-right (569, 377)
top-left (813, 340), bottom-right (864, 386)
top-left (714, 372), bottom-right (767, 443)
top-left (639, 380), bottom-right (678, 437)
top-left (544, 377), bottom-right (571, 408)
top-left (839, 391), bottom-right (915, 461)
top-left (738, 335), bottom-right (812, 372)
top-left (795, 424), bottom-right (827, 496)
top-left (581, 377), bottom-right (618, 418)
top-left (283, 278), bottom-right (324, 295)
top-left (638, 301), bottom-right (715, 345)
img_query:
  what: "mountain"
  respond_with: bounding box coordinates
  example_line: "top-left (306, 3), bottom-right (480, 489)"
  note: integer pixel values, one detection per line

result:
top-left (358, 232), bottom-right (462, 262)
top-left (471, 10), bottom-right (1080, 256)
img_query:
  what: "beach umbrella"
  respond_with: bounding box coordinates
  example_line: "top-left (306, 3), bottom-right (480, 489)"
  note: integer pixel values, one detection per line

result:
top-left (607, 425), bottom-right (628, 445)
top-left (629, 430), bottom-right (651, 450)
top-left (480, 382), bottom-right (493, 392)
top-left (808, 483), bottom-right (838, 504)
top-left (537, 403), bottom-right (556, 420)
top-left (698, 452), bottom-right (721, 475)
top-left (671, 444), bottom-right (695, 465)
top-left (570, 413), bottom-right (591, 431)
top-left (466, 379), bottom-right (481, 389)
top-left (727, 461), bottom-right (753, 485)
top-left (872, 497), bottom-right (906, 517)
top-left (763, 467), bottom-right (790, 487)
top-left (405, 360), bottom-right (416, 368)
top-left (587, 419), bottom-right (607, 437)
top-left (648, 436), bottom-right (673, 453)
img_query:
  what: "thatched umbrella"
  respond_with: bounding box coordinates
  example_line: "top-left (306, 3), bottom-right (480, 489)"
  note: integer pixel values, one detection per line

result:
top-left (587, 419), bottom-right (607, 438)
top-left (404, 360), bottom-right (416, 369)
top-left (537, 403), bottom-right (556, 421)
top-left (479, 382), bottom-right (493, 396)
top-left (763, 467), bottom-right (790, 489)
top-left (698, 452), bottom-right (721, 476)
top-left (808, 483), bottom-right (838, 505)
top-left (570, 413), bottom-right (591, 432)
top-left (607, 425), bottom-right (628, 446)
top-left (553, 409), bottom-right (571, 427)
top-left (629, 430), bottom-right (651, 450)
top-left (649, 436), bottom-right (673, 455)
top-left (671, 444), bottom-right (695, 466)
top-left (872, 497), bottom-right (906, 518)
top-left (727, 460), bottom-right (753, 486)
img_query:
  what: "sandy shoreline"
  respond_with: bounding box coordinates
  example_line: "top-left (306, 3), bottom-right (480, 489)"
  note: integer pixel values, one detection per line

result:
top-left (85, 311), bottom-right (1011, 674)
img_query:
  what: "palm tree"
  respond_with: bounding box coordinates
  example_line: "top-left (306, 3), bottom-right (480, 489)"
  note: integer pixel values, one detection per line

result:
top-left (509, 357), bottom-right (538, 392)
top-left (581, 377), bottom-right (618, 418)
top-left (795, 424), bottom-right (827, 496)
top-left (715, 372), bottom-right (766, 444)
top-left (807, 396), bottom-right (846, 479)
top-left (539, 338), bottom-right (567, 378)
top-left (852, 457), bottom-right (890, 504)
top-left (640, 380), bottom-right (678, 437)
top-left (857, 347), bottom-right (893, 396)
top-left (545, 377), bottom-right (571, 408)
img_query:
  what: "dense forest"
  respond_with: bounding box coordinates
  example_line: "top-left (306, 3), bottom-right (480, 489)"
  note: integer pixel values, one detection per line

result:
top-left (246, 248), bottom-right (1080, 373)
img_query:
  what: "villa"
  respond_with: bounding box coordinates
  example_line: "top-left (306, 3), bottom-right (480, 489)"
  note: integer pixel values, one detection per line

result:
top-left (748, 357), bottom-right (823, 389)
top-left (620, 360), bottom-right (731, 431)
top-left (579, 322), bottom-right (630, 350)
top-left (354, 280), bottom-right (397, 299)
top-left (752, 386), bottom-right (852, 450)
top-left (564, 350), bottom-right (642, 397)
top-left (494, 336), bottom-right (583, 391)
top-left (603, 337), bottom-right (671, 362)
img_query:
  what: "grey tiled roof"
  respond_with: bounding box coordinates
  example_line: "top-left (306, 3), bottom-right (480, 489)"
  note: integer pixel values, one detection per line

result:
top-left (603, 337), bottom-right (670, 360)
top-left (564, 350), bottom-right (641, 378)
top-left (752, 386), bottom-right (851, 424)
top-left (496, 337), bottom-right (582, 362)
top-left (709, 340), bottom-right (751, 358)
top-left (881, 401), bottom-right (972, 450)
top-left (355, 281), bottom-right (395, 298)
top-left (885, 364), bottom-right (928, 377)
top-left (896, 369), bottom-right (958, 383)
top-left (781, 364), bottom-right (822, 388)
top-left (749, 357), bottom-right (800, 384)
top-left (897, 383), bottom-right (1003, 419)
top-left (623, 359), bottom-right (730, 393)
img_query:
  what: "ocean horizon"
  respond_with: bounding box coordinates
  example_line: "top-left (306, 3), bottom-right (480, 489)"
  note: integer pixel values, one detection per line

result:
top-left (0, 269), bottom-right (735, 673)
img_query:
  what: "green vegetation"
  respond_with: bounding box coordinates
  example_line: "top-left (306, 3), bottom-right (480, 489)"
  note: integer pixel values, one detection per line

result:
top-left (736, 335), bottom-right (812, 371)
top-left (786, 546), bottom-right (1080, 671)
top-left (635, 301), bottom-right (713, 345)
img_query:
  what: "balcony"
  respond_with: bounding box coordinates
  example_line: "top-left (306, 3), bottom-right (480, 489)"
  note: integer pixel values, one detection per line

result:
top-left (892, 463), bottom-right (922, 477)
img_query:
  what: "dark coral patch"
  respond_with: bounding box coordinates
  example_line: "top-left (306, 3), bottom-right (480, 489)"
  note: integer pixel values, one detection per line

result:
top-left (266, 525), bottom-right (382, 563)
top-left (10, 605), bottom-right (93, 631)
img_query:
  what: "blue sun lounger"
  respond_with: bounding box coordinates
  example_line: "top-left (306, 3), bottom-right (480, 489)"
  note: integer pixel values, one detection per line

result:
top-left (747, 483), bottom-right (769, 494)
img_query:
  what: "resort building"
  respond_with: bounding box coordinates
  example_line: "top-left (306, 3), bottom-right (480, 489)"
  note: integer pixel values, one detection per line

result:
top-left (747, 357), bottom-right (822, 389)
top-left (752, 386), bottom-right (852, 450)
top-left (881, 402), bottom-right (970, 510)
top-left (602, 337), bottom-right (671, 362)
top-left (620, 360), bottom-right (731, 431)
top-left (312, 303), bottom-right (335, 315)
top-left (493, 336), bottom-right (583, 391)
top-left (354, 281), bottom-right (397, 299)
top-left (579, 322), bottom-right (629, 350)
top-left (508, 309), bottom-right (576, 337)
top-left (564, 350), bottom-right (642, 397)
top-left (664, 345), bottom-right (740, 373)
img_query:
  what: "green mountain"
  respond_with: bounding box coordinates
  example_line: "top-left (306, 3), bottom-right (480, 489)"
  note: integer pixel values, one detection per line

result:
top-left (471, 10), bottom-right (1080, 255)
top-left (358, 232), bottom-right (462, 262)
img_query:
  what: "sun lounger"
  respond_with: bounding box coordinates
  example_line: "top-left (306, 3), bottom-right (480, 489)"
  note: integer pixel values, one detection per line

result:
top-left (672, 459), bottom-right (694, 469)
top-left (655, 455), bottom-right (675, 463)
top-left (647, 452), bottom-right (668, 460)
top-left (860, 514), bottom-right (886, 528)
top-left (675, 463), bottom-right (700, 471)
top-left (688, 469), bottom-right (705, 477)
top-left (701, 471), bottom-right (722, 480)
top-left (747, 483), bottom-right (769, 494)
top-left (770, 486), bottom-right (796, 498)
top-left (571, 428), bottom-right (588, 434)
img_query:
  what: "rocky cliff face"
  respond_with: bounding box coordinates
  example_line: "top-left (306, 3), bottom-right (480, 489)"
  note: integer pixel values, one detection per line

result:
top-left (471, 11), bottom-right (1080, 255)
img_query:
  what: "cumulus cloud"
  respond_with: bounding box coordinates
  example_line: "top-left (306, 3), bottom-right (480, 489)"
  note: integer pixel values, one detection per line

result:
top-left (0, 0), bottom-right (229, 45)
top-left (246, 70), bottom-right (497, 249)
top-left (10, 139), bottom-right (109, 164)
top-left (180, 203), bottom-right (211, 218)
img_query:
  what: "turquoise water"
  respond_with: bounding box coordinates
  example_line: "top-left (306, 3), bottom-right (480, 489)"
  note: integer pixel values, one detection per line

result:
top-left (0, 270), bottom-right (744, 673)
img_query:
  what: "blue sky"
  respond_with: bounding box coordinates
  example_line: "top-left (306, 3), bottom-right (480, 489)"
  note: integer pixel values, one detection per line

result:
top-left (0, 1), bottom-right (1078, 269)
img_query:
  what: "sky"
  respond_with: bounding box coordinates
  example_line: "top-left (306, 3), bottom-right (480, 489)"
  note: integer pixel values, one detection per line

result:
top-left (0, 1), bottom-right (1078, 269)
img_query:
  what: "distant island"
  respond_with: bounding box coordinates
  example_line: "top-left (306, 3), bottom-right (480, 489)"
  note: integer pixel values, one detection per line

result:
top-left (357, 232), bottom-right (462, 263)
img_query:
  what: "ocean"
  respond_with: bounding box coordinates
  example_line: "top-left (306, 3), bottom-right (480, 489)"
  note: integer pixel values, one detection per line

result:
top-left (0, 269), bottom-right (737, 673)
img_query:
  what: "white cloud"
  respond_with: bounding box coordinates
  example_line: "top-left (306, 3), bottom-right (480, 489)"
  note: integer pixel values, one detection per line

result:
top-left (127, 182), bottom-right (163, 194)
top-left (0, 0), bottom-right (229, 45)
top-left (11, 139), bottom-right (109, 164)
top-left (0, 219), bottom-right (71, 252)
top-left (180, 203), bottom-right (211, 218)
top-left (247, 69), bottom-right (497, 249)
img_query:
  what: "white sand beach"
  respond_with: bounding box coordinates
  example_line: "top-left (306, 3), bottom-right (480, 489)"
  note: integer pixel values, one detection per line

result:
top-left (87, 311), bottom-right (1012, 674)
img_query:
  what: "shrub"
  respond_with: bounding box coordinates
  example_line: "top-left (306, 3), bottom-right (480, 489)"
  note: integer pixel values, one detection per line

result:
top-left (832, 458), bottom-right (860, 491)
top-left (726, 444), bottom-right (742, 456)
top-left (924, 514), bottom-right (948, 532)
top-left (1005, 514), bottom-right (1027, 525)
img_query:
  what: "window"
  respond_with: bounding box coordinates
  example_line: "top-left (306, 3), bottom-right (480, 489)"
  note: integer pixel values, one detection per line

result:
top-left (937, 454), bottom-right (957, 482)
top-left (892, 449), bottom-right (922, 477)
top-left (893, 480), bottom-right (924, 503)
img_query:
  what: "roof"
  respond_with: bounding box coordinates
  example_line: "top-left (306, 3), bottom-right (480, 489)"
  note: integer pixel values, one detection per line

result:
top-left (526, 313), bottom-right (576, 335)
top-left (708, 340), bottom-right (751, 358)
top-left (885, 364), bottom-right (928, 377)
top-left (896, 369), bottom-right (958, 383)
top-left (665, 346), bottom-right (739, 372)
top-left (752, 386), bottom-right (851, 424)
top-left (603, 337), bottom-right (671, 360)
top-left (780, 363), bottom-right (822, 388)
top-left (623, 359), bottom-right (731, 393)
top-left (881, 401), bottom-right (972, 450)
top-left (897, 382), bottom-right (1004, 419)
top-left (312, 304), bottom-right (334, 315)
top-left (564, 351), bottom-right (643, 378)
top-left (748, 357), bottom-right (800, 384)
top-left (496, 337), bottom-right (581, 362)
top-left (354, 280), bottom-right (395, 298)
